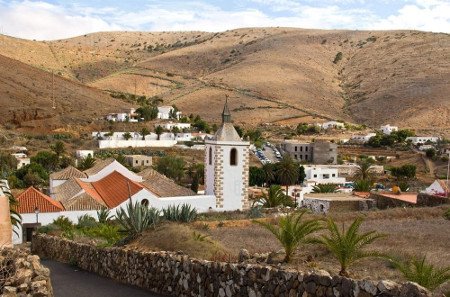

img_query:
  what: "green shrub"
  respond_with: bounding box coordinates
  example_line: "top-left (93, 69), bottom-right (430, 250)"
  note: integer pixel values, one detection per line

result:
top-left (163, 204), bottom-right (198, 223)
top-left (84, 224), bottom-right (122, 247)
top-left (333, 52), bottom-right (343, 64)
top-left (312, 183), bottom-right (338, 193)
top-left (259, 185), bottom-right (294, 208)
top-left (444, 208), bottom-right (450, 220)
top-left (96, 208), bottom-right (112, 224)
top-left (390, 256), bottom-right (450, 290)
top-left (52, 216), bottom-right (73, 231)
top-left (77, 214), bottom-right (97, 229)
top-left (353, 179), bottom-right (371, 192)
top-left (247, 206), bottom-right (263, 218)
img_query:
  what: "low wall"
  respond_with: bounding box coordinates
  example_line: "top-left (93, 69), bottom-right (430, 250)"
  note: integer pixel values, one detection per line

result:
top-left (416, 193), bottom-right (449, 207)
top-left (32, 234), bottom-right (431, 297)
top-left (1, 247), bottom-right (53, 296)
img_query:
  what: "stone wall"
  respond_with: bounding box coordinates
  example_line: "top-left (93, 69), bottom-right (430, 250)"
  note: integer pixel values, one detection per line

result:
top-left (31, 234), bottom-right (431, 297)
top-left (416, 193), bottom-right (449, 207)
top-left (1, 247), bottom-right (53, 297)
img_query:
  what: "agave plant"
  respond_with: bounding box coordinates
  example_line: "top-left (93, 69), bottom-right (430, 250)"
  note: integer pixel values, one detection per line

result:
top-left (314, 217), bottom-right (386, 276)
top-left (115, 201), bottom-right (161, 236)
top-left (253, 210), bottom-right (322, 262)
top-left (96, 207), bottom-right (112, 224)
top-left (162, 203), bottom-right (197, 223)
top-left (259, 185), bottom-right (294, 208)
top-left (352, 179), bottom-right (371, 192)
top-left (390, 256), bottom-right (450, 291)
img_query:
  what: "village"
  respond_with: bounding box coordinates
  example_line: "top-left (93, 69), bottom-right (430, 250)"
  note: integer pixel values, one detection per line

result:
top-left (1, 98), bottom-right (449, 296)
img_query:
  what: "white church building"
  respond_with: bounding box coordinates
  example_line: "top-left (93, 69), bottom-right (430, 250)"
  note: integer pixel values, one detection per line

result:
top-left (12, 100), bottom-right (250, 244)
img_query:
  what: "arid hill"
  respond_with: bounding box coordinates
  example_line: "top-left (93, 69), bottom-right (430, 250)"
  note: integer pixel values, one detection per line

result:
top-left (0, 28), bottom-right (448, 135)
top-left (0, 53), bottom-right (131, 131)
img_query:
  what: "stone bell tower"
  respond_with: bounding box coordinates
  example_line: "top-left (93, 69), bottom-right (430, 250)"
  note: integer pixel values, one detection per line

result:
top-left (204, 98), bottom-right (250, 211)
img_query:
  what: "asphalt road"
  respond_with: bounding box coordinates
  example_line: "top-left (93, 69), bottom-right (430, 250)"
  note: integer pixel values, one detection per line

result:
top-left (42, 260), bottom-right (167, 297)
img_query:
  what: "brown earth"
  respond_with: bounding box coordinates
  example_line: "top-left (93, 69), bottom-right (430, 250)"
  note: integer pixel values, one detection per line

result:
top-left (0, 28), bottom-right (449, 136)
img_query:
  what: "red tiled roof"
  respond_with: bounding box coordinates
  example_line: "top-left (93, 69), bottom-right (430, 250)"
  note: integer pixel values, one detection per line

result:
top-left (92, 171), bottom-right (144, 208)
top-left (50, 166), bottom-right (87, 180)
top-left (16, 187), bottom-right (64, 213)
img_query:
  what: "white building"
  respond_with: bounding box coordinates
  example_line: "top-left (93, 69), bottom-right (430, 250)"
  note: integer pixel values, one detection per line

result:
top-left (380, 124), bottom-right (398, 135)
top-left (11, 153), bottom-right (30, 169)
top-left (322, 121), bottom-right (345, 130)
top-left (406, 136), bottom-right (440, 145)
top-left (106, 108), bottom-right (138, 123)
top-left (423, 180), bottom-right (449, 197)
top-left (350, 133), bottom-right (377, 143)
top-left (158, 106), bottom-right (181, 120)
top-left (204, 100), bottom-right (250, 211)
top-left (156, 122), bottom-right (191, 131)
top-left (76, 150), bottom-right (94, 159)
top-left (304, 166), bottom-right (346, 185)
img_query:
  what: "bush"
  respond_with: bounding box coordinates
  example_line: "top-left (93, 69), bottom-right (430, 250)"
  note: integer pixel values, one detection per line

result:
top-left (247, 206), bottom-right (263, 219)
top-left (52, 216), bottom-right (73, 231)
top-left (77, 214), bottom-right (98, 229)
top-left (333, 52), bottom-right (343, 64)
top-left (163, 204), bottom-right (198, 223)
top-left (83, 224), bottom-right (122, 247)
top-left (425, 148), bottom-right (436, 159)
top-left (444, 208), bottom-right (450, 220)
top-left (353, 179), bottom-right (371, 192)
top-left (312, 183), bottom-right (338, 193)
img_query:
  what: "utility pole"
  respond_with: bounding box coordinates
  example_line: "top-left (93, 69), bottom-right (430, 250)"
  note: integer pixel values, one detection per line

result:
top-left (52, 70), bottom-right (56, 109)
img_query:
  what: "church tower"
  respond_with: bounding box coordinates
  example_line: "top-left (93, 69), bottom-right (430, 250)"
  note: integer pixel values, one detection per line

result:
top-left (205, 99), bottom-right (250, 211)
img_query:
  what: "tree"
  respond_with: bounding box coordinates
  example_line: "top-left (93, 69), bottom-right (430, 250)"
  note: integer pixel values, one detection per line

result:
top-left (123, 132), bottom-right (132, 140)
top-left (136, 106), bottom-right (158, 121)
top-left (297, 165), bottom-right (306, 184)
top-left (156, 156), bottom-right (186, 182)
top-left (262, 163), bottom-right (275, 186)
top-left (3, 188), bottom-right (21, 234)
top-left (390, 256), bottom-right (450, 291)
top-left (353, 179), bottom-right (371, 192)
top-left (78, 155), bottom-right (96, 170)
top-left (31, 151), bottom-right (58, 172)
top-left (312, 183), bottom-right (338, 193)
top-left (313, 217), bottom-right (386, 276)
top-left (171, 126), bottom-right (180, 140)
top-left (0, 153), bottom-right (18, 178)
top-left (353, 159), bottom-right (375, 182)
top-left (249, 166), bottom-right (265, 187)
top-left (187, 163), bottom-right (204, 193)
top-left (14, 163), bottom-right (49, 188)
top-left (140, 127), bottom-right (150, 140)
top-left (425, 148), bottom-right (436, 159)
top-left (276, 155), bottom-right (299, 196)
top-left (391, 164), bottom-right (416, 179)
top-left (259, 185), bottom-right (294, 208)
top-left (155, 126), bottom-right (164, 140)
top-left (50, 141), bottom-right (65, 157)
top-left (254, 210), bottom-right (322, 262)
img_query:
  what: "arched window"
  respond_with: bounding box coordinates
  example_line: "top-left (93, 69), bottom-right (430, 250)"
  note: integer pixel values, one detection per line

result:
top-left (141, 199), bottom-right (149, 207)
top-left (230, 148), bottom-right (237, 166)
top-left (209, 147), bottom-right (212, 165)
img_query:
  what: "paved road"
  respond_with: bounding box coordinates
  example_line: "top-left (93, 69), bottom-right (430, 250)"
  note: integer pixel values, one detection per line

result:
top-left (42, 260), bottom-right (167, 297)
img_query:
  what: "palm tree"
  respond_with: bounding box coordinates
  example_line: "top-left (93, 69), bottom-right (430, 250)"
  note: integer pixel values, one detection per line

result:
top-left (4, 189), bottom-right (21, 234)
top-left (262, 163), bottom-right (275, 186)
top-left (353, 159), bottom-right (375, 182)
top-left (276, 155), bottom-right (299, 197)
top-left (155, 126), bottom-right (164, 140)
top-left (390, 256), bottom-right (450, 291)
top-left (312, 183), bottom-right (338, 193)
top-left (254, 210), bottom-right (322, 262)
top-left (140, 127), bottom-right (150, 140)
top-left (259, 185), bottom-right (294, 208)
top-left (96, 207), bottom-right (111, 224)
top-left (314, 217), bottom-right (386, 276)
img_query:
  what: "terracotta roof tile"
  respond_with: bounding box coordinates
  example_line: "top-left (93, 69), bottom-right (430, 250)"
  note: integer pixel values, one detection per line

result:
top-left (16, 187), bottom-right (64, 213)
top-left (53, 177), bottom-right (83, 204)
top-left (139, 168), bottom-right (195, 197)
top-left (92, 171), bottom-right (144, 208)
top-left (50, 166), bottom-right (87, 180)
top-left (83, 158), bottom-right (115, 176)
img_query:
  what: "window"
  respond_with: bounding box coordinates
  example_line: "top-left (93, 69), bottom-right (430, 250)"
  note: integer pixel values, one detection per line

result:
top-left (313, 174), bottom-right (317, 178)
top-left (295, 146), bottom-right (298, 152)
top-left (332, 174), bottom-right (336, 177)
top-left (305, 155), bottom-right (308, 160)
top-left (300, 146), bottom-right (303, 152)
top-left (146, 160), bottom-right (149, 163)
top-left (323, 174), bottom-right (330, 179)
top-left (135, 160), bottom-right (138, 164)
top-left (295, 154), bottom-right (298, 159)
top-left (141, 199), bottom-right (149, 207)
top-left (209, 147), bottom-right (212, 165)
top-left (305, 147), bottom-right (308, 151)
top-left (300, 155), bottom-right (303, 160)
top-left (230, 148), bottom-right (237, 166)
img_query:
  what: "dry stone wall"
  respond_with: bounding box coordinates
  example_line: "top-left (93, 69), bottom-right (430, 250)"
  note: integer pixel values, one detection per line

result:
top-left (0, 247), bottom-right (53, 297)
top-left (31, 234), bottom-right (431, 297)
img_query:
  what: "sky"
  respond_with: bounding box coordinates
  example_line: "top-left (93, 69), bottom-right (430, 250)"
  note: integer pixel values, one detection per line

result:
top-left (0, 0), bottom-right (449, 40)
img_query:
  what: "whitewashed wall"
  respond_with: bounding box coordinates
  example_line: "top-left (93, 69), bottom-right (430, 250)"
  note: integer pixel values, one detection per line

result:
top-left (98, 139), bottom-right (177, 149)
top-left (82, 160), bottom-right (143, 182)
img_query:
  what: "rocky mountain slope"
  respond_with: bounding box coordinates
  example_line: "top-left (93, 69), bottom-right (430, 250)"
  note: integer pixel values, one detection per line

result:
top-left (0, 28), bottom-right (448, 135)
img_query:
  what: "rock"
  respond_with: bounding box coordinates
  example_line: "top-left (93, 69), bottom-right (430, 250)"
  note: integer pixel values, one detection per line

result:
top-left (359, 280), bottom-right (378, 295)
top-left (2, 286), bottom-right (17, 296)
top-left (218, 287), bottom-right (225, 297)
top-left (238, 249), bottom-right (250, 263)
top-left (30, 280), bottom-right (49, 297)
top-left (377, 280), bottom-right (398, 292)
top-left (399, 282), bottom-right (431, 297)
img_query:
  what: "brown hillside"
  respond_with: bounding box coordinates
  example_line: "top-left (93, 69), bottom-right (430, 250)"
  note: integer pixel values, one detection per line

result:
top-left (0, 54), bottom-right (131, 131)
top-left (0, 28), bottom-right (449, 135)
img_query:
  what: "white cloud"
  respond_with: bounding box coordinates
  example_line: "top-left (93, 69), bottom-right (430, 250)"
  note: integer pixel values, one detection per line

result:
top-left (0, 0), bottom-right (448, 41)
top-left (370, 0), bottom-right (450, 33)
top-left (0, 1), bottom-right (124, 40)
